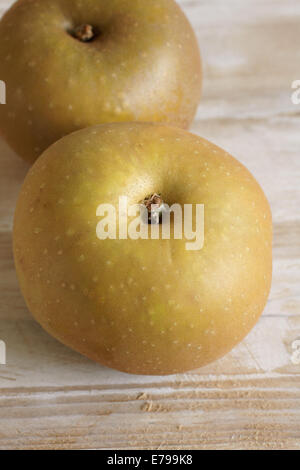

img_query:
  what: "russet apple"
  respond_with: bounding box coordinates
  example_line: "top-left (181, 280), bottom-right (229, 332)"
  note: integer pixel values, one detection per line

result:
top-left (0, 0), bottom-right (201, 163)
top-left (13, 123), bottom-right (272, 375)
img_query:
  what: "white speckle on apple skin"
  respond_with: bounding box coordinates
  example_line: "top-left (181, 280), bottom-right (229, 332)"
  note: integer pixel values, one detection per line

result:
top-left (66, 228), bottom-right (75, 236)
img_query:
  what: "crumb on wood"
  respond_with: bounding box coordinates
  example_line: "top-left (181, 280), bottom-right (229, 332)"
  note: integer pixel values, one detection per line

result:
top-left (137, 392), bottom-right (148, 400)
top-left (141, 401), bottom-right (153, 412)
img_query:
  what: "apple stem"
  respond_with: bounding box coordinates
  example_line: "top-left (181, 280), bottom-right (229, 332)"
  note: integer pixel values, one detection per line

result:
top-left (142, 193), bottom-right (163, 224)
top-left (73, 24), bottom-right (96, 42)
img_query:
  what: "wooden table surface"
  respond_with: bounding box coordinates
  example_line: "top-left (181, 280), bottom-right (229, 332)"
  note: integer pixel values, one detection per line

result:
top-left (0, 0), bottom-right (299, 450)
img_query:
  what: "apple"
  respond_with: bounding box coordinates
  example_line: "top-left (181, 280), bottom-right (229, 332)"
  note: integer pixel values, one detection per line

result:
top-left (13, 123), bottom-right (272, 375)
top-left (0, 0), bottom-right (202, 163)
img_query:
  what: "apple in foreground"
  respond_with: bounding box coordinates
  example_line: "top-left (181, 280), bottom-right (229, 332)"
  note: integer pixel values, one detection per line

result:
top-left (13, 123), bottom-right (272, 375)
top-left (0, 0), bottom-right (201, 163)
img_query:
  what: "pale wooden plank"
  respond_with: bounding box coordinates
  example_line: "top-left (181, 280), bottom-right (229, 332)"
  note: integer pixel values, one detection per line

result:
top-left (0, 371), bottom-right (299, 450)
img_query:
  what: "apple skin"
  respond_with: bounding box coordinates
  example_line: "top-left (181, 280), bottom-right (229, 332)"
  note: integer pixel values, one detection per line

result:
top-left (13, 123), bottom-right (272, 375)
top-left (0, 0), bottom-right (201, 164)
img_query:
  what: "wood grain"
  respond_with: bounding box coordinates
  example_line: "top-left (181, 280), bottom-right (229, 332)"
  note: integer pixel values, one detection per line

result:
top-left (0, 0), bottom-right (300, 450)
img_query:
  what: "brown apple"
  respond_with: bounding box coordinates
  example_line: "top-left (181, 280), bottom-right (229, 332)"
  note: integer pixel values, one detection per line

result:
top-left (13, 123), bottom-right (272, 375)
top-left (0, 0), bottom-right (201, 163)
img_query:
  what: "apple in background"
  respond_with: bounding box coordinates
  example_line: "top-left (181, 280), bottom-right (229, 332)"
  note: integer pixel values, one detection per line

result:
top-left (0, 0), bottom-right (202, 163)
top-left (13, 123), bottom-right (272, 375)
